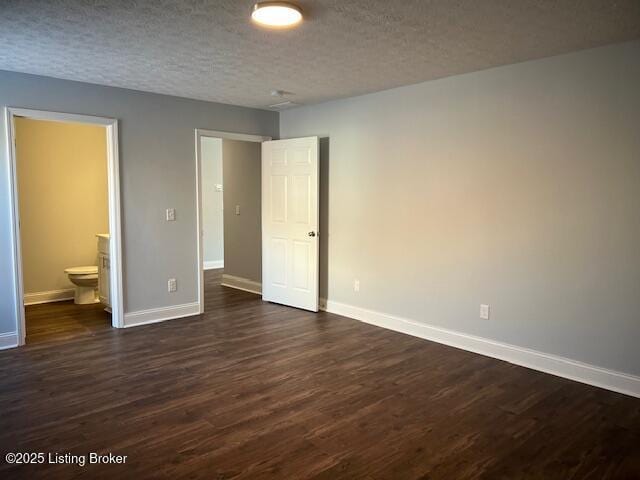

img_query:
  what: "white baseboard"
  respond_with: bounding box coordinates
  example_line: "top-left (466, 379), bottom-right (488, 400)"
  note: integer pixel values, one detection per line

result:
top-left (320, 298), bottom-right (640, 398)
top-left (221, 274), bottom-right (262, 295)
top-left (0, 331), bottom-right (19, 350)
top-left (123, 302), bottom-right (200, 328)
top-left (204, 260), bottom-right (224, 270)
top-left (24, 289), bottom-right (75, 306)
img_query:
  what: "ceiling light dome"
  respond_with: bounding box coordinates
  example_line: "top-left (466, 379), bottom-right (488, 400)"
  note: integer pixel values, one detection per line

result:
top-left (252, 2), bottom-right (303, 28)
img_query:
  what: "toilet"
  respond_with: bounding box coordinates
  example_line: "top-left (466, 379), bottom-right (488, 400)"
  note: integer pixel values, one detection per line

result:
top-left (64, 266), bottom-right (99, 304)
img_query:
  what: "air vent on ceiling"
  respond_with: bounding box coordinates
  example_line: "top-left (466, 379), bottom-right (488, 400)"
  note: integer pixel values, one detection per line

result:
top-left (268, 100), bottom-right (299, 110)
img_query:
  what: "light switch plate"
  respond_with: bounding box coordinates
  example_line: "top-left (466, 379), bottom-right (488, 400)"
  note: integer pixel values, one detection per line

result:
top-left (166, 208), bottom-right (176, 221)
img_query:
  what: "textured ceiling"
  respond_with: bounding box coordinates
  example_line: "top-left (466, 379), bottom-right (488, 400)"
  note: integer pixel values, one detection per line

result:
top-left (1, 0), bottom-right (639, 109)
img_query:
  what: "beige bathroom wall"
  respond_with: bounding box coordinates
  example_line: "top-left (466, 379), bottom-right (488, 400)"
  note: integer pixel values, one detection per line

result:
top-left (223, 139), bottom-right (262, 283)
top-left (15, 117), bottom-right (109, 296)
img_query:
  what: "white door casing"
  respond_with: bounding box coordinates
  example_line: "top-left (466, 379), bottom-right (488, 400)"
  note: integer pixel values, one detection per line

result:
top-left (262, 136), bottom-right (319, 311)
top-left (5, 107), bottom-right (124, 342)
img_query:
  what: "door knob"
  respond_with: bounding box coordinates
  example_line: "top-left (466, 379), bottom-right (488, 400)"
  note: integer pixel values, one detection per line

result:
top-left (308, 231), bottom-right (316, 237)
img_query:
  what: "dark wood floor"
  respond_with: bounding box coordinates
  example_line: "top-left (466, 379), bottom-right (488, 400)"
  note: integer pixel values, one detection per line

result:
top-left (25, 299), bottom-right (111, 344)
top-left (1, 269), bottom-right (639, 479)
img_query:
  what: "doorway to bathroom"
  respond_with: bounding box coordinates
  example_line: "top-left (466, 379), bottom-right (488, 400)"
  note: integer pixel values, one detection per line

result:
top-left (6, 108), bottom-right (124, 345)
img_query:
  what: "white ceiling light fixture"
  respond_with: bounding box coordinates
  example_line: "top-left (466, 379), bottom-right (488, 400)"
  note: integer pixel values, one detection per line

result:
top-left (251, 2), bottom-right (303, 28)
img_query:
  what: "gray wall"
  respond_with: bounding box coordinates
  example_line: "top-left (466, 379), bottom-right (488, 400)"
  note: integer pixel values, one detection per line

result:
top-left (201, 137), bottom-right (224, 265)
top-left (0, 70), bottom-right (278, 334)
top-left (223, 139), bottom-right (262, 283)
top-left (280, 41), bottom-right (640, 376)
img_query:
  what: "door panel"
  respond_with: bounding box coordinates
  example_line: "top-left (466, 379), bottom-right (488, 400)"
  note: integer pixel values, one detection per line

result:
top-left (262, 136), bottom-right (319, 311)
top-left (271, 237), bottom-right (288, 287)
top-left (292, 240), bottom-right (311, 291)
top-left (291, 175), bottom-right (311, 224)
top-left (270, 175), bottom-right (288, 223)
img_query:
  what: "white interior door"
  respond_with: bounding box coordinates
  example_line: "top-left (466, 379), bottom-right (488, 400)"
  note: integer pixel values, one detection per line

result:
top-left (262, 136), bottom-right (319, 311)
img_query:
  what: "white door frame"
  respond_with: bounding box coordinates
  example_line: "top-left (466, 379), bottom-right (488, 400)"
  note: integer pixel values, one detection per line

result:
top-left (5, 107), bottom-right (125, 343)
top-left (195, 129), bottom-right (271, 313)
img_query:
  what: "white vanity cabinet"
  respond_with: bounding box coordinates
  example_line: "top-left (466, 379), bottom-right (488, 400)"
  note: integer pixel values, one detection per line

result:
top-left (97, 234), bottom-right (111, 310)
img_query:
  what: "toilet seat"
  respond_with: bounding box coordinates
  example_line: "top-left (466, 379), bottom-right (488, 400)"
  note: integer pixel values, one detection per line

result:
top-left (65, 265), bottom-right (99, 304)
top-left (65, 266), bottom-right (98, 275)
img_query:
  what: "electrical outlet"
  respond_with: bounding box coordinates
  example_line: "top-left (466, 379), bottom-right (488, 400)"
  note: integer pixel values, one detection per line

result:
top-left (235, 205), bottom-right (241, 215)
top-left (354, 279), bottom-right (360, 292)
top-left (168, 278), bottom-right (177, 293)
top-left (166, 208), bottom-right (176, 221)
top-left (480, 304), bottom-right (490, 320)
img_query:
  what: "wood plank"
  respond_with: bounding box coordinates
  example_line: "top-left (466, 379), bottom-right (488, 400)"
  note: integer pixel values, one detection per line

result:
top-left (0, 269), bottom-right (638, 479)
